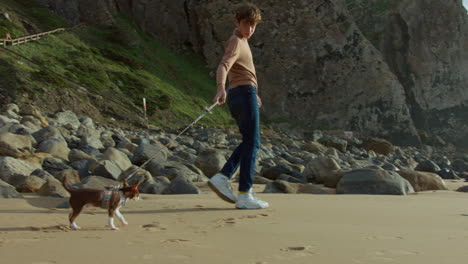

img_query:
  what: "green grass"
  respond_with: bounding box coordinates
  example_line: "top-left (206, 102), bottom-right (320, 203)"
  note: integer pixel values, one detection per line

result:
top-left (0, 1), bottom-right (232, 128)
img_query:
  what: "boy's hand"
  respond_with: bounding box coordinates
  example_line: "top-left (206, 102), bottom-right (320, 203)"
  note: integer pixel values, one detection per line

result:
top-left (257, 94), bottom-right (262, 108)
top-left (214, 89), bottom-right (226, 105)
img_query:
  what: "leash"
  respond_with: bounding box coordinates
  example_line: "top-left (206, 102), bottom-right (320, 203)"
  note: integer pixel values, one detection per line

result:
top-left (125, 101), bottom-right (219, 181)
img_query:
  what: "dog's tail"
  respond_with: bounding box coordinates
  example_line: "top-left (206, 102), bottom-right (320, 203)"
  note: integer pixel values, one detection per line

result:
top-left (62, 176), bottom-right (74, 193)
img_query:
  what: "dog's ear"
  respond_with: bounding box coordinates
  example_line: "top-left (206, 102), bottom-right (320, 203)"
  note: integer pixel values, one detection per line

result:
top-left (123, 179), bottom-right (130, 187)
top-left (131, 180), bottom-right (140, 190)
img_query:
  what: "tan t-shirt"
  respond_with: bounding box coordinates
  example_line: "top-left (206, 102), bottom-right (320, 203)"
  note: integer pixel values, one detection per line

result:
top-left (216, 30), bottom-right (258, 91)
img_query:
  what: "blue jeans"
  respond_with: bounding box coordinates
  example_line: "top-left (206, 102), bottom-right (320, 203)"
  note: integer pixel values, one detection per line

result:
top-left (220, 85), bottom-right (261, 192)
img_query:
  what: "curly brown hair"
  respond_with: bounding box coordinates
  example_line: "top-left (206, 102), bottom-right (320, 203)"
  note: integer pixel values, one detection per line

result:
top-left (235, 2), bottom-right (262, 25)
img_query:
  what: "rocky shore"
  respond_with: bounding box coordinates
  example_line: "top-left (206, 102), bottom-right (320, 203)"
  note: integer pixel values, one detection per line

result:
top-left (1, 103), bottom-right (467, 199)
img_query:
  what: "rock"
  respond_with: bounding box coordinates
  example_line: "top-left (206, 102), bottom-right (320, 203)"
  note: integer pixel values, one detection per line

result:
top-left (147, 160), bottom-right (208, 182)
top-left (456, 185), bottom-right (468, 192)
top-left (54, 110), bottom-right (80, 130)
top-left (381, 162), bottom-right (399, 171)
top-left (162, 175), bottom-right (201, 194)
top-left (80, 132), bottom-right (104, 150)
top-left (20, 104), bottom-right (48, 127)
top-left (131, 143), bottom-right (168, 165)
top-left (319, 136), bottom-right (347, 152)
top-left (102, 147), bottom-right (132, 171)
top-left (70, 159), bottom-right (93, 178)
top-left (278, 174), bottom-right (306, 184)
top-left (363, 138), bottom-right (394, 155)
top-left (30, 169), bottom-right (56, 182)
top-left (37, 138), bottom-right (71, 161)
top-left (100, 134), bottom-right (116, 148)
top-left (79, 176), bottom-right (120, 190)
top-left (304, 156), bottom-right (341, 183)
top-left (3, 103), bottom-right (20, 119)
top-left (174, 149), bottom-right (197, 164)
top-left (263, 180), bottom-right (331, 194)
top-left (194, 148), bottom-right (227, 177)
top-left (0, 179), bottom-right (23, 198)
top-left (42, 157), bottom-right (72, 176)
top-left (253, 175), bottom-right (272, 184)
top-left (261, 163), bottom-right (303, 181)
top-left (0, 132), bottom-right (33, 158)
top-left (16, 176), bottom-right (46, 192)
top-left (139, 176), bottom-right (171, 194)
top-left (91, 160), bottom-right (122, 180)
top-left (0, 156), bottom-right (38, 186)
top-left (336, 168), bottom-right (414, 195)
top-left (436, 168), bottom-right (460, 180)
top-left (280, 152), bottom-right (304, 165)
top-left (322, 169), bottom-right (349, 188)
top-left (78, 145), bottom-right (101, 156)
top-left (415, 160), bottom-right (441, 173)
top-left (37, 178), bottom-right (70, 197)
top-left (54, 169), bottom-right (81, 184)
top-left (32, 126), bottom-right (66, 145)
top-left (68, 149), bottom-right (95, 162)
top-left (451, 159), bottom-right (468, 173)
top-left (397, 170), bottom-right (448, 192)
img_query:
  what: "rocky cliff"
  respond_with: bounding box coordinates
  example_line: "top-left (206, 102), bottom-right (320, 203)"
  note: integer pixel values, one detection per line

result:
top-left (36, 0), bottom-right (468, 148)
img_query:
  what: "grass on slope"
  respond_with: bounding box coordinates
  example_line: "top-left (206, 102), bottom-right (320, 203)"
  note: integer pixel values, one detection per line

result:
top-left (0, 0), bottom-right (232, 128)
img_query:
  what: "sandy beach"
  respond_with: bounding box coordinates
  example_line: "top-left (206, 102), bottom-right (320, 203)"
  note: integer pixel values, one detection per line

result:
top-left (1, 182), bottom-right (468, 264)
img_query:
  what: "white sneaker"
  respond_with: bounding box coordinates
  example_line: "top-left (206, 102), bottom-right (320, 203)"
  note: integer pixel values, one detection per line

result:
top-left (236, 192), bottom-right (269, 209)
top-left (208, 173), bottom-right (237, 204)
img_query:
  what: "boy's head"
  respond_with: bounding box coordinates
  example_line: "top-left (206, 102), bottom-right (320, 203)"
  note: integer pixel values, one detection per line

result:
top-left (234, 2), bottom-right (262, 39)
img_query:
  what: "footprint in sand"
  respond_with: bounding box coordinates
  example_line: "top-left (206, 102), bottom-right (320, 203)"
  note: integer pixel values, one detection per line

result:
top-left (281, 245), bottom-right (317, 256)
top-left (161, 238), bottom-right (190, 245)
top-left (214, 214), bottom-right (269, 228)
top-left (374, 249), bottom-right (420, 256)
top-left (30, 225), bottom-right (70, 232)
top-left (141, 222), bottom-right (167, 232)
top-left (366, 235), bottom-right (404, 241)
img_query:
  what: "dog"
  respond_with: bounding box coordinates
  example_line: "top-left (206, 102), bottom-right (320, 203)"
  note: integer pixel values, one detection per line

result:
top-left (62, 177), bottom-right (140, 230)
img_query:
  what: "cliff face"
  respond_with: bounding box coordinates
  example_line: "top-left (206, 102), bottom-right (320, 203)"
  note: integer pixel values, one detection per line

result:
top-left (348, 0), bottom-right (468, 146)
top-left (35, 0), bottom-right (468, 147)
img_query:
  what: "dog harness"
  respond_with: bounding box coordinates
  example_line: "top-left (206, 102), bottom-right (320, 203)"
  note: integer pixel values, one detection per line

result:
top-left (101, 190), bottom-right (126, 209)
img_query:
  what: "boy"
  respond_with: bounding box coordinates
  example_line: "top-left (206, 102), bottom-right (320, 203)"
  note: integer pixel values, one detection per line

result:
top-left (209, 2), bottom-right (268, 209)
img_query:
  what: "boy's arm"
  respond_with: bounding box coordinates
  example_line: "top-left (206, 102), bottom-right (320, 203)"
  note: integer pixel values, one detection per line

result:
top-left (214, 38), bottom-right (240, 104)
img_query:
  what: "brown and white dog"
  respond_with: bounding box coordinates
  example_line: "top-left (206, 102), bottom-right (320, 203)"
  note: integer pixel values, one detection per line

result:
top-left (62, 177), bottom-right (140, 230)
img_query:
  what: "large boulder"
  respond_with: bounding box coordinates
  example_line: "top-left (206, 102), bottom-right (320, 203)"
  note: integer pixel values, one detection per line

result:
top-left (102, 147), bottom-right (132, 171)
top-left (37, 138), bottom-right (71, 161)
top-left (363, 138), bottom-right (394, 155)
top-left (301, 141), bottom-right (327, 153)
top-left (0, 156), bottom-right (39, 186)
top-left (414, 160), bottom-right (441, 173)
top-left (263, 180), bottom-right (332, 194)
top-left (162, 175), bottom-right (201, 195)
top-left (32, 126), bottom-right (66, 145)
top-left (54, 110), bottom-right (80, 130)
top-left (0, 132), bottom-right (33, 158)
top-left (131, 143), bottom-right (168, 166)
top-left (37, 178), bottom-right (70, 197)
top-left (16, 175), bottom-right (46, 193)
top-left (146, 160), bottom-right (208, 182)
top-left (336, 168), bottom-right (414, 195)
top-left (319, 136), bottom-right (347, 152)
top-left (79, 131), bottom-right (104, 150)
top-left (397, 170), bottom-right (448, 192)
top-left (79, 176), bottom-right (120, 190)
top-left (20, 104), bottom-right (49, 127)
top-left (0, 179), bottom-right (23, 198)
top-left (194, 148), bottom-right (227, 177)
top-left (91, 160), bottom-right (122, 180)
top-left (304, 156), bottom-right (341, 183)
